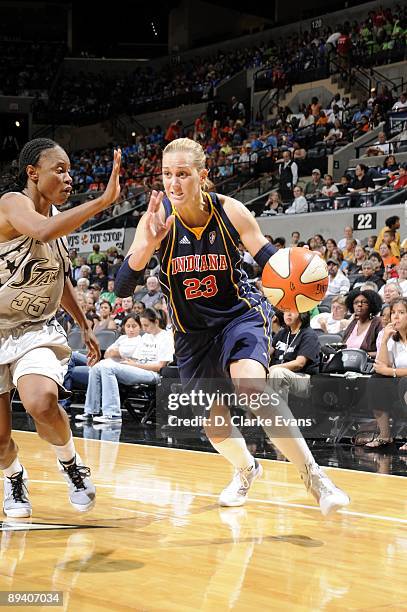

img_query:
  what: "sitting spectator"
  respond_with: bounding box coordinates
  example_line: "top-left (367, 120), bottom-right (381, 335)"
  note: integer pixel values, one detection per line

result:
top-left (326, 258), bottom-right (350, 296)
top-left (324, 119), bottom-right (344, 145)
top-left (264, 191), bottom-right (283, 215)
top-left (392, 92), bottom-right (407, 111)
top-left (311, 295), bottom-right (350, 334)
top-left (74, 262), bottom-right (91, 283)
top-left (79, 309), bottom-right (174, 423)
top-left (92, 263), bottom-right (109, 291)
top-left (99, 278), bottom-right (117, 306)
top-left (381, 281), bottom-right (403, 305)
top-left (114, 295), bottom-right (135, 324)
top-left (292, 141), bottom-right (307, 160)
top-left (304, 169), bottom-right (323, 200)
top-left (379, 154), bottom-right (399, 175)
top-left (338, 226), bottom-right (360, 250)
top-left (342, 238), bottom-right (357, 265)
top-left (348, 245), bottom-right (368, 275)
top-left (365, 297), bottom-right (407, 451)
top-left (93, 300), bottom-right (117, 332)
top-left (298, 109), bottom-right (315, 128)
top-left (379, 242), bottom-right (399, 269)
top-left (375, 216), bottom-right (401, 258)
top-left (321, 174), bottom-right (339, 197)
top-left (349, 163), bottom-right (374, 192)
top-left (337, 175), bottom-right (351, 195)
top-left (389, 162), bottom-right (407, 189)
top-left (269, 310), bottom-right (320, 403)
top-left (324, 238), bottom-right (338, 262)
top-left (351, 260), bottom-right (385, 290)
top-left (141, 276), bottom-right (163, 309)
top-left (366, 131), bottom-right (390, 156)
top-left (342, 289), bottom-right (383, 358)
top-left (396, 260), bottom-right (407, 296)
top-left (285, 186), bottom-right (308, 214)
top-left (87, 243), bottom-right (106, 265)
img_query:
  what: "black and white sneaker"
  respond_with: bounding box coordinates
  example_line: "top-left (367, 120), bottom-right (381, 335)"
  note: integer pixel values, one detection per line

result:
top-left (58, 455), bottom-right (96, 512)
top-left (3, 468), bottom-right (32, 518)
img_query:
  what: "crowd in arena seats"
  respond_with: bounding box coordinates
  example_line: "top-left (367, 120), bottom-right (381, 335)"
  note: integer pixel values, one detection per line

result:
top-left (22, 5), bottom-right (405, 124)
top-left (0, 41), bottom-right (66, 97)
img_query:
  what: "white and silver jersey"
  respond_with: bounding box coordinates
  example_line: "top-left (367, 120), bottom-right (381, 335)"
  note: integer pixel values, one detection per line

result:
top-left (0, 222), bottom-right (70, 330)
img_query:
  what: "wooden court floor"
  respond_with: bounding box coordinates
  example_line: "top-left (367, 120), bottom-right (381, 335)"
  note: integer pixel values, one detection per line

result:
top-left (0, 431), bottom-right (406, 611)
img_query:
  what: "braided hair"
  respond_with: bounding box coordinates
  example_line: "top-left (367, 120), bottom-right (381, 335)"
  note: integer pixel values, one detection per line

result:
top-left (1, 138), bottom-right (58, 196)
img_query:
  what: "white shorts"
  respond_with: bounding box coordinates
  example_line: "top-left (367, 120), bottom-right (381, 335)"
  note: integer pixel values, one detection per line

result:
top-left (0, 346), bottom-right (69, 395)
top-left (0, 320), bottom-right (71, 395)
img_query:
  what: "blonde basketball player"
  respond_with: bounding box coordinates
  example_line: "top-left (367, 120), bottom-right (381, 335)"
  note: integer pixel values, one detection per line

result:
top-left (115, 137), bottom-right (349, 516)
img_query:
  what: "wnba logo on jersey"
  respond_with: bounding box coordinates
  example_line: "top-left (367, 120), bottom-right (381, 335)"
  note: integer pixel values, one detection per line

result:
top-left (209, 231), bottom-right (216, 244)
top-left (9, 257), bottom-right (59, 288)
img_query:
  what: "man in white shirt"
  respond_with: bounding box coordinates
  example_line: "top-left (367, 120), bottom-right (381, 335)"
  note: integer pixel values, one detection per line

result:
top-left (325, 259), bottom-right (350, 296)
top-left (392, 92), bottom-right (407, 112)
top-left (285, 186), bottom-right (308, 214)
top-left (337, 226), bottom-right (360, 251)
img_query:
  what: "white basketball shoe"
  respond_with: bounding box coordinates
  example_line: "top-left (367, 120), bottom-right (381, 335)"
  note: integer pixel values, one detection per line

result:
top-left (219, 460), bottom-right (263, 507)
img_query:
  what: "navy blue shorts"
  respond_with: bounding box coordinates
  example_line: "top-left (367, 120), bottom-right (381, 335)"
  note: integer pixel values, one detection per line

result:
top-left (174, 305), bottom-right (272, 388)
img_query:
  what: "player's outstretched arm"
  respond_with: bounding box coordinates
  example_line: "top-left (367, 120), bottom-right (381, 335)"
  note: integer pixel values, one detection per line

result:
top-left (115, 190), bottom-right (174, 297)
top-left (0, 149), bottom-right (122, 242)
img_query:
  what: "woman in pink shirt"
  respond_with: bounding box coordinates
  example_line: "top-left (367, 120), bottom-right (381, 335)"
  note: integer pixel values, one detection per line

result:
top-left (342, 289), bottom-right (383, 357)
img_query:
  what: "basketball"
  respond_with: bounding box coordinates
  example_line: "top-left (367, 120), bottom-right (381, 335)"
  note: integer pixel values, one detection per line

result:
top-left (262, 247), bottom-right (328, 313)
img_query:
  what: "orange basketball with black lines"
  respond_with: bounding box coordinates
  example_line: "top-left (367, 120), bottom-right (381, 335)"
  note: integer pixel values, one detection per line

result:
top-left (261, 247), bottom-right (328, 313)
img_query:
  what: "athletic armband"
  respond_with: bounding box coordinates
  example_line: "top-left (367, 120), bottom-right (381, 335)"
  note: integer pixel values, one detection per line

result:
top-left (254, 242), bottom-right (277, 269)
top-left (114, 256), bottom-right (144, 297)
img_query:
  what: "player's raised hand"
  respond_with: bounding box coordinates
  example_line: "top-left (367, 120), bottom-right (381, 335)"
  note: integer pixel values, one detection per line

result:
top-left (144, 190), bottom-right (174, 246)
top-left (100, 148), bottom-right (122, 209)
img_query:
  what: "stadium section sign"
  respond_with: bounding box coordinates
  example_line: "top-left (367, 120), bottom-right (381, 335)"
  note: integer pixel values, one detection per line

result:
top-left (67, 229), bottom-right (125, 253)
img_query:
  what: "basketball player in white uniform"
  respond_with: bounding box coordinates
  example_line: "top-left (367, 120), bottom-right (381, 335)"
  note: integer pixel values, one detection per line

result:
top-left (0, 138), bottom-right (121, 517)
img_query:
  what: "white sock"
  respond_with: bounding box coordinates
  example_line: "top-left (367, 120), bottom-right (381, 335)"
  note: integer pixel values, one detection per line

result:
top-left (210, 426), bottom-right (255, 470)
top-left (53, 435), bottom-right (76, 464)
top-left (3, 457), bottom-right (23, 478)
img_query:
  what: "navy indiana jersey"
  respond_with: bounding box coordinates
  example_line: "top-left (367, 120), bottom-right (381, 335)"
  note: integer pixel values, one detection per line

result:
top-left (159, 192), bottom-right (272, 333)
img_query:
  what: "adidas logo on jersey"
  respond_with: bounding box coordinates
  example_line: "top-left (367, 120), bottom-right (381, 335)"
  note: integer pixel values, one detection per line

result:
top-left (179, 236), bottom-right (191, 245)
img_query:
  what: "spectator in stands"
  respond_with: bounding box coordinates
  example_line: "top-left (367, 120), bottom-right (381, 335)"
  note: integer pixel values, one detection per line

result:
top-left (338, 226), bottom-right (360, 250)
top-left (379, 242), bottom-right (399, 270)
top-left (375, 216), bottom-right (401, 258)
top-left (365, 297), bottom-right (407, 450)
top-left (382, 282), bottom-right (403, 306)
top-left (74, 262), bottom-right (90, 283)
top-left (165, 120), bottom-right (183, 143)
top-left (311, 295), bottom-right (350, 334)
top-left (326, 258), bottom-right (350, 297)
top-left (392, 92), bottom-right (407, 111)
top-left (349, 163), bottom-right (374, 192)
top-left (396, 260), bottom-right (407, 296)
top-left (114, 296), bottom-right (135, 325)
top-left (337, 175), bottom-right (351, 196)
top-left (342, 238), bottom-right (357, 265)
top-left (141, 276), bottom-right (163, 310)
top-left (274, 237), bottom-right (286, 249)
top-left (324, 238), bottom-right (338, 262)
top-left (292, 141), bottom-right (307, 160)
top-left (389, 162), bottom-right (407, 190)
top-left (380, 154), bottom-right (399, 175)
top-left (290, 231), bottom-right (300, 246)
top-left (99, 278), bottom-right (116, 306)
top-left (304, 169), bottom-right (323, 200)
top-left (298, 109), bottom-right (314, 128)
top-left (278, 150), bottom-right (298, 202)
top-left (264, 191), bottom-right (283, 215)
top-left (92, 263), bottom-right (109, 291)
top-left (324, 119), bottom-right (344, 146)
top-left (321, 174), bottom-right (339, 197)
top-left (87, 243), bottom-right (106, 265)
top-left (351, 260), bottom-right (385, 291)
top-left (342, 289), bottom-right (383, 357)
top-left (268, 310), bottom-right (320, 404)
top-left (80, 309), bottom-right (174, 423)
top-left (366, 131), bottom-right (390, 156)
top-left (285, 186), bottom-right (308, 214)
top-left (93, 300), bottom-right (117, 333)
top-left (230, 96), bottom-right (246, 121)
top-left (348, 245), bottom-right (368, 275)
